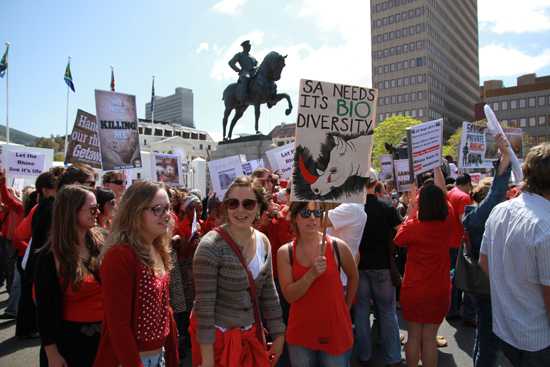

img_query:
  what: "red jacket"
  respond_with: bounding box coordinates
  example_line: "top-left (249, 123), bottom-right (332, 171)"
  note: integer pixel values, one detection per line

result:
top-left (94, 245), bottom-right (179, 367)
top-left (1, 183), bottom-right (26, 256)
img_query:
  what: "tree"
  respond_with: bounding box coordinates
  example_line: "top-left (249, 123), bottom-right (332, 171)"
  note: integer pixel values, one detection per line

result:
top-left (372, 115), bottom-right (422, 169)
top-left (442, 128), bottom-right (462, 161)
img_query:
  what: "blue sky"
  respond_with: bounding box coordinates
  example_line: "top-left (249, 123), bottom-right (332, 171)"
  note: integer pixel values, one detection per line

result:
top-left (1, 0), bottom-right (549, 141)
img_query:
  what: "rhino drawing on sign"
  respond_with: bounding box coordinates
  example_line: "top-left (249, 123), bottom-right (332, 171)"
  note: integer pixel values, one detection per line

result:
top-left (293, 131), bottom-right (373, 201)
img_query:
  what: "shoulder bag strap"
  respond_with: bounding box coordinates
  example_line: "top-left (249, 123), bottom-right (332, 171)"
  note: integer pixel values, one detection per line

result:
top-left (214, 227), bottom-right (267, 347)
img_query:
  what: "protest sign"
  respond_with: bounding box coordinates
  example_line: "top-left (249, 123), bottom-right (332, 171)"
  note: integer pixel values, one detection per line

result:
top-left (379, 154), bottom-right (394, 181)
top-left (152, 153), bottom-right (183, 186)
top-left (393, 158), bottom-right (413, 192)
top-left (459, 122), bottom-right (491, 170)
top-left (265, 143), bottom-right (295, 179)
top-left (207, 155), bottom-right (245, 198)
top-left (5, 150), bottom-right (45, 177)
top-left (485, 128), bottom-right (523, 160)
top-left (65, 109), bottom-right (102, 169)
top-left (95, 90), bottom-right (142, 171)
top-left (291, 79), bottom-right (378, 203)
top-left (407, 119), bottom-right (443, 177)
top-left (242, 158), bottom-right (264, 176)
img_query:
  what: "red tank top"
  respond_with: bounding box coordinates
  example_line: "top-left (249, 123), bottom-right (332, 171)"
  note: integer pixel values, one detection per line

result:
top-left (63, 274), bottom-right (103, 322)
top-left (286, 236), bottom-right (353, 355)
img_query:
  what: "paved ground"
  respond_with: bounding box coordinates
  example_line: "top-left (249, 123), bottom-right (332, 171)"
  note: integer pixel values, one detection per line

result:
top-left (0, 286), bottom-right (512, 366)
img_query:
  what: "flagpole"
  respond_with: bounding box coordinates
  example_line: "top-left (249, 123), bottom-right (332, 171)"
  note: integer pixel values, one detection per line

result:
top-left (5, 42), bottom-right (10, 145)
top-left (64, 56), bottom-right (70, 158)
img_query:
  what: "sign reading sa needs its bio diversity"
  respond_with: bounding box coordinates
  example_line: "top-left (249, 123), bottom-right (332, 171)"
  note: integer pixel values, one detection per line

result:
top-left (291, 79), bottom-right (378, 203)
top-left (407, 119), bottom-right (443, 178)
top-left (65, 109), bottom-right (102, 169)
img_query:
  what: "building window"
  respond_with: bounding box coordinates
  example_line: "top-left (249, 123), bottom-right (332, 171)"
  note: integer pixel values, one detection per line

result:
top-left (191, 133), bottom-right (198, 140)
top-left (538, 96), bottom-right (546, 106)
top-left (182, 132), bottom-right (190, 138)
top-left (144, 139), bottom-right (147, 145)
top-left (174, 131), bottom-right (181, 136)
top-left (493, 102), bottom-right (499, 111)
top-left (519, 99), bottom-right (526, 108)
top-left (199, 134), bottom-right (206, 140)
top-left (511, 100), bottom-right (517, 110)
top-left (528, 97), bottom-right (536, 108)
top-left (199, 144), bottom-right (203, 150)
top-left (139, 127), bottom-right (143, 134)
top-left (520, 118), bottom-right (527, 127)
top-left (539, 116), bottom-right (546, 126)
top-left (419, 109), bottom-right (424, 117)
top-left (144, 128), bottom-right (152, 135)
top-left (529, 117), bottom-right (536, 127)
top-left (154, 129), bottom-right (163, 136)
top-left (208, 145), bottom-right (211, 150)
top-left (164, 130), bottom-right (172, 137)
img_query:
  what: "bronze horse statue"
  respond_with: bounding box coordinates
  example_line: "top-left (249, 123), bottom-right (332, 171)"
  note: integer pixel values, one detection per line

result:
top-left (222, 51), bottom-right (292, 140)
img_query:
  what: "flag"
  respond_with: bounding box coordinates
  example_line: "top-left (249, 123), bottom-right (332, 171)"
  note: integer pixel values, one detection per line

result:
top-left (110, 67), bottom-right (115, 92)
top-left (150, 77), bottom-right (155, 115)
top-left (0, 44), bottom-right (9, 78)
top-left (64, 60), bottom-right (75, 92)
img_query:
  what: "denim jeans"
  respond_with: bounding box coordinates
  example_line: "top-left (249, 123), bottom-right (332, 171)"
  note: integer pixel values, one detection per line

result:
top-left (499, 338), bottom-right (550, 367)
top-left (5, 261), bottom-right (21, 315)
top-left (473, 295), bottom-right (499, 367)
top-left (140, 350), bottom-right (165, 367)
top-left (353, 269), bottom-right (401, 364)
top-left (288, 344), bottom-right (351, 367)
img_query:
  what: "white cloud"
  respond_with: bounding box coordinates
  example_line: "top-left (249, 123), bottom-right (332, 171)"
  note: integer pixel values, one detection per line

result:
top-left (211, 0), bottom-right (247, 15)
top-left (479, 0), bottom-right (550, 33)
top-left (480, 44), bottom-right (550, 78)
top-left (196, 42), bottom-right (209, 54)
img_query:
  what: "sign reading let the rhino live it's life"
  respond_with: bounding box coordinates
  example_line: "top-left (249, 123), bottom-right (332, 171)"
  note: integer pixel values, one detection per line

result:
top-left (5, 150), bottom-right (46, 177)
top-left (291, 79), bottom-right (378, 203)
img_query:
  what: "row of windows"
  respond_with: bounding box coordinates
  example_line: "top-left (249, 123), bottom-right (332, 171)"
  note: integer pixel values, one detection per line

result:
top-left (375, 74), bottom-right (426, 90)
top-left (527, 135), bottom-right (550, 147)
top-left (142, 138), bottom-right (211, 151)
top-left (378, 108), bottom-right (425, 122)
top-left (501, 115), bottom-right (550, 129)
top-left (139, 126), bottom-right (207, 141)
top-left (372, 6), bottom-right (424, 28)
top-left (490, 95), bottom-right (550, 112)
top-left (373, 40), bottom-right (425, 60)
top-left (372, 23), bottom-right (426, 45)
top-left (373, 0), bottom-right (417, 13)
top-left (379, 91), bottom-right (425, 106)
top-left (375, 57), bottom-right (425, 75)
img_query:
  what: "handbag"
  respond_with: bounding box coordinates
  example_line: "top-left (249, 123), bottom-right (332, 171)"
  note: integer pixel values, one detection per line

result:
top-left (454, 233), bottom-right (490, 295)
top-left (214, 227), bottom-right (268, 348)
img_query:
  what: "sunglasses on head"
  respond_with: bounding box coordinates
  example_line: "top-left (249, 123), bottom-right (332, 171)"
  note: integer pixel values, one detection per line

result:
top-left (299, 208), bottom-right (323, 219)
top-left (224, 198), bottom-right (258, 211)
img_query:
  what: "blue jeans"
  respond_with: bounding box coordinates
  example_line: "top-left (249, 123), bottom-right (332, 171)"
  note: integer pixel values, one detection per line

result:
top-left (5, 261), bottom-right (21, 315)
top-left (140, 350), bottom-right (165, 367)
top-left (473, 295), bottom-right (499, 367)
top-left (354, 269), bottom-right (401, 364)
top-left (288, 344), bottom-right (351, 367)
top-left (499, 338), bottom-right (550, 367)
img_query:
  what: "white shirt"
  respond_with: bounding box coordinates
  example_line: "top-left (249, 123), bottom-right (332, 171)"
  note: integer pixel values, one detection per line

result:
top-left (480, 192), bottom-right (550, 351)
top-left (327, 203), bottom-right (367, 286)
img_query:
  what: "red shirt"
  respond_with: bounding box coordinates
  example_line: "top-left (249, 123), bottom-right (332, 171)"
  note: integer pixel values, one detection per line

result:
top-left (447, 187), bottom-right (472, 247)
top-left (286, 237), bottom-right (353, 355)
top-left (266, 206), bottom-right (293, 279)
top-left (63, 275), bottom-right (103, 322)
top-left (94, 245), bottom-right (179, 367)
top-left (1, 183), bottom-right (26, 255)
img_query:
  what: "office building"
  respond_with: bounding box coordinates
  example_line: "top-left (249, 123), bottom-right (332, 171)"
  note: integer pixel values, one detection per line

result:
top-left (145, 87), bottom-right (194, 128)
top-left (371, 0), bottom-right (479, 132)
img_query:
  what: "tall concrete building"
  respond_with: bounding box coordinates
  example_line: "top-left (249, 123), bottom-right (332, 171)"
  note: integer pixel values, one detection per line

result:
top-left (371, 0), bottom-right (479, 132)
top-left (145, 87), bottom-right (194, 128)
top-left (475, 73), bottom-right (550, 148)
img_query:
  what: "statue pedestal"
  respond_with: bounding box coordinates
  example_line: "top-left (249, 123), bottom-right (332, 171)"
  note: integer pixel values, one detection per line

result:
top-left (211, 134), bottom-right (275, 161)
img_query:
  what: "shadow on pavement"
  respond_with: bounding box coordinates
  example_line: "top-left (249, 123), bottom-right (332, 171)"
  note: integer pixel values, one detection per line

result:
top-left (0, 335), bottom-right (40, 358)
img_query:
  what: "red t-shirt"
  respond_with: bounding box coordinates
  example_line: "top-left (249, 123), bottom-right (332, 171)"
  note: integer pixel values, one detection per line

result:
top-left (63, 274), bottom-right (103, 322)
top-left (266, 206), bottom-right (293, 279)
top-left (447, 187), bottom-right (472, 248)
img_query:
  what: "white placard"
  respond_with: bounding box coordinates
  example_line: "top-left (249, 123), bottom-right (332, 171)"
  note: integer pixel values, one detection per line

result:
top-left (394, 158), bottom-right (413, 192)
top-left (379, 154), bottom-right (394, 181)
top-left (265, 143), bottom-right (295, 179)
top-left (207, 155), bottom-right (245, 198)
top-left (5, 150), bottom-right (46, 177)
top-left (151, 152), bottom-right (184, 186)
top-left (242, 158), bottom-right (265, 176)
top-left (407, 119), bottom-right (443, 177)
top-left (291, 79), bottom-right (378, 203)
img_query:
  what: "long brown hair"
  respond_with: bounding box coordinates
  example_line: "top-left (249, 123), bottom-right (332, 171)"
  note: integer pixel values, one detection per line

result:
top-left (101, 181), bottom-right (172, 271)
top-left (50, 185), bottom-right (103, 291)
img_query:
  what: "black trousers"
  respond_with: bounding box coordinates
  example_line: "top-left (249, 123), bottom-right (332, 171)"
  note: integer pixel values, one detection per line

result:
top-left (39, 321), bottom-right (101, 367)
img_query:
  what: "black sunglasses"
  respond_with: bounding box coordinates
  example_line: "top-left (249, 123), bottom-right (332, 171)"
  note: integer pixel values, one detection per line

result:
top-left (224, 198), bottom-right (257, 211)
top-left (299, 208), bottom-right (322, 219)
top-left (109, 179), bottom-right (127, 186)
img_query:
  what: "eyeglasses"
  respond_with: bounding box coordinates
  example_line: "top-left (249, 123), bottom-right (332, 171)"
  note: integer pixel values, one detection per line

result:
top-left (299, 208), bottom-right (322, 219)
top-left (83, 205), bottom-right (99, 216)
top-left (109, 179), bottom-right (127, 186)
top-left (224, 198), bottom-right (257, 211)
top-left (147, 204), bottom-right (171, 217)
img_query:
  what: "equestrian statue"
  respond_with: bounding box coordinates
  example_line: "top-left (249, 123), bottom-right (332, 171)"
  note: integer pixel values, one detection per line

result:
top-left (222, 40), bottom-right (292, 141)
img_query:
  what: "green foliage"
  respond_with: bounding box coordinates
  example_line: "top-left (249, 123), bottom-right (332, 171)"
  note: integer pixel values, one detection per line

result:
top-left (372, 116), bottom-right (422, 169)
top-left (54, 151), bottom-right (65, 162)
top-left (442, 128), bottom-right (462, 160)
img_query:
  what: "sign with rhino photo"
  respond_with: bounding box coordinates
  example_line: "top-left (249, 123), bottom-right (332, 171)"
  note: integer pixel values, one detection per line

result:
top-left (291, 79), bottom-right (378, 203)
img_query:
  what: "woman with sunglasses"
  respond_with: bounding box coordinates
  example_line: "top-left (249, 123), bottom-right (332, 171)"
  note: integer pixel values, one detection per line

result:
top-left (191, 176), bottom-right (285, 367)
top-left (94, 181), bottom-right (179, 367)
top-left (95, 187), bottom-right (116, 231)
top-left (277, 201), bottom-right (358, 367)
top-left (34, 185), bottom-right (104, 367)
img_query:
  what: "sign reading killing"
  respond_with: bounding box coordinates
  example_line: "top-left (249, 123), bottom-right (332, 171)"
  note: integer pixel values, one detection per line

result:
top-left (65, 109), bottom-right (102, 169)
top-left (292, 79), bottom-right (378, 203)
top-left (95, 90), bottom-right (142, 171)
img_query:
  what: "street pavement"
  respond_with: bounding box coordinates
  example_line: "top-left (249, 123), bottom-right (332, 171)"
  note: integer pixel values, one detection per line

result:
top-left (0, 286), bottom-right (512, 367)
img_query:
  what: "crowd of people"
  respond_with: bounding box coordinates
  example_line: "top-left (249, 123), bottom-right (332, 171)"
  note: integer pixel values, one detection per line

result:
top-left (0, 138), bottom-right (548, 367)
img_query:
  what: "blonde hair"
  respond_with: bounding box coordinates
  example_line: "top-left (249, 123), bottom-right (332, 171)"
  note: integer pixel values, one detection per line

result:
top-left (101, 181), bottom-right (172, 271)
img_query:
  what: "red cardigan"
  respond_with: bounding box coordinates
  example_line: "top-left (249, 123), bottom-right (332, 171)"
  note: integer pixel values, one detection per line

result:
top-left (93, 245), bottom-right (179, 367)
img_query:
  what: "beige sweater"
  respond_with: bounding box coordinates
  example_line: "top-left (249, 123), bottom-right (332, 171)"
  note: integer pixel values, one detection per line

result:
top-left (192, 228), bottom-right (285, 344)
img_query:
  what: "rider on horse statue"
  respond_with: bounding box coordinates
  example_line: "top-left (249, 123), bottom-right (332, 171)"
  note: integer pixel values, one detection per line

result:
top-left (228, 40), bottom-right (258, 102)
